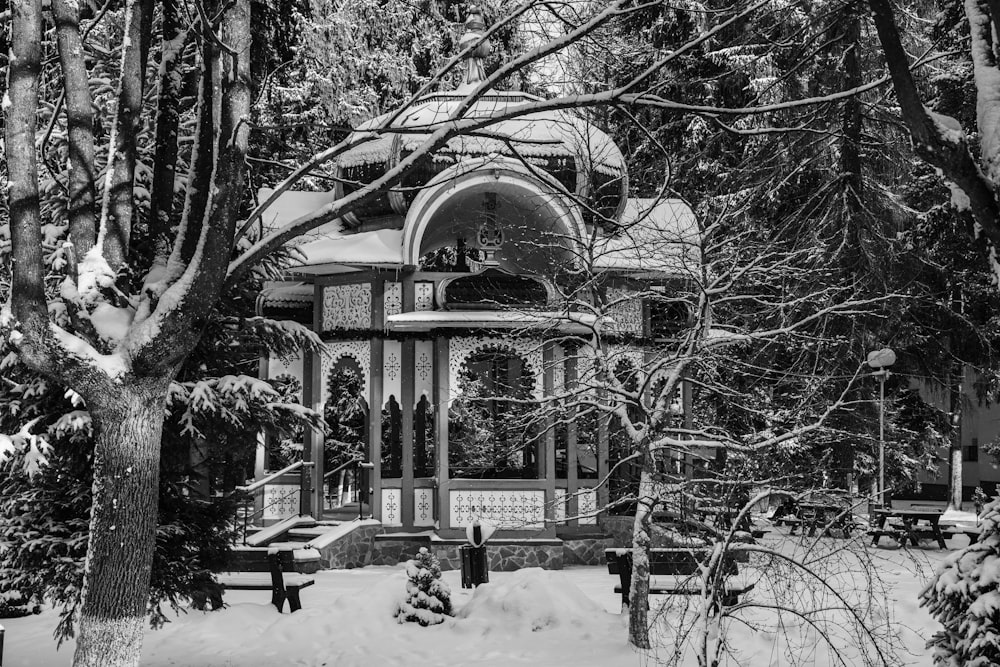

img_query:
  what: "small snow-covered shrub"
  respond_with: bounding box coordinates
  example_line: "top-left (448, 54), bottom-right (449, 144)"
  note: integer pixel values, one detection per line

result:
top-left (395, 547), bottom-right (453, 626)
top-left (923, 497), bottom-right (1000, 666)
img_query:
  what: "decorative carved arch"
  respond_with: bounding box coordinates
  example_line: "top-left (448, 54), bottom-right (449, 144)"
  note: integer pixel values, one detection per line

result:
top-left (321, 340), bottom-right (371, 404)
top-left (449, 336), bottom-right (544, 401)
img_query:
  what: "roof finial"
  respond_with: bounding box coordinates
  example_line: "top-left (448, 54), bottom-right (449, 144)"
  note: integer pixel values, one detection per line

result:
top-left (458, 5), bottom-right (492, 89)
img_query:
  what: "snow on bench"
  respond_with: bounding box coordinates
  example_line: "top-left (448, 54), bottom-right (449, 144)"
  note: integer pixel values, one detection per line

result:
top-left (605, 548), bottom-right (754, 611)
top-left (216, 550), bottom-right (314, 612)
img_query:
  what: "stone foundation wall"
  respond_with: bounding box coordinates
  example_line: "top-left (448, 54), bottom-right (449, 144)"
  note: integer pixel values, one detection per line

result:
top-left (371, 539), bottom-right (426, 567)
top-left (600, 516), bottom-right (634, 547)
top-left (562, 537), bottom-right (613, 566)
top-left (374, 539), bottom-right (564, 571)
top-left (316, 523), bottom-right (383, 569)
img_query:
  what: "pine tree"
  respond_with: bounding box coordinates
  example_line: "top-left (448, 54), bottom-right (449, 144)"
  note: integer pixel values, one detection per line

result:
top-left (922, 497), bottom-right (1000, 666)
top-left (395, 547), bottom-right (453, 627)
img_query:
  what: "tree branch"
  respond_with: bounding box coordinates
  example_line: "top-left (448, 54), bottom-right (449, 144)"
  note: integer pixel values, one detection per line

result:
top-left (97, 0), bottom-right (154, 272)
top-left (148, 0), bottom-right (187, 264)
top-left (868, 0), bottom-right (1000, 248)
top-left (131, 0), bottom-right (251, 373)
top-left (53, 0), bottom-right (99, 265)
top-left (4, 0), bottom-right (48, 336)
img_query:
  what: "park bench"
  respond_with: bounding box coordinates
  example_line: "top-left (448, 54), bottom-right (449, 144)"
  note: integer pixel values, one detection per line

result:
top-left (941, 525), bottom-right (982, 544)
top-left (215, 549), bottom-right (314, 613)
top-left (605, 548), bottom-right (754, 611)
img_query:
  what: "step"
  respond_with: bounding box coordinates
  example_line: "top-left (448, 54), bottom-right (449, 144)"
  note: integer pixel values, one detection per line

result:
top-left (322, 503), bottom-right (370, 522)
top-left (286, 526), bottom-right (337, 541)
top-left (244, 515), bottom-right (317, 547)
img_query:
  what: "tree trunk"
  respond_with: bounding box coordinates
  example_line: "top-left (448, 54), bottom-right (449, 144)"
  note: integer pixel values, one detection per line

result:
top-left (947, 365), bottom-right (964, 511)
top-left (73, 380), bottom-right (169, 667)
top-left (948, 443), bottom-right (963, 511)
top-left (628, 443), bottom-right (655, 649)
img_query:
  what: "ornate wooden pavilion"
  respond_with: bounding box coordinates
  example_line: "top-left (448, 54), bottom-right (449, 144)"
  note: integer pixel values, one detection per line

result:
top-left (254, 9), bottom-right (699, 544)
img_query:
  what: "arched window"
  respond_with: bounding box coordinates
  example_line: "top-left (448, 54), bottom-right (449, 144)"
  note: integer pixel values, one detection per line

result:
top-left (323, 362), bottom-right (368, 473)
top-left (414, 395), bottom-right (435, 478)
top-left (449, 348), bottom-right (539, 479)
top-left (381, 396), bottom-right (402, 478)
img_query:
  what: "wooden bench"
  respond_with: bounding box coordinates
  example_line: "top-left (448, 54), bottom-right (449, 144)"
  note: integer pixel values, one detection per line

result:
top-left (942, 527), bottom-right (982, 544)
top-left (605, 548), bottom-right (754, 611)
top-left (216, 550), bottom-right (314, 613)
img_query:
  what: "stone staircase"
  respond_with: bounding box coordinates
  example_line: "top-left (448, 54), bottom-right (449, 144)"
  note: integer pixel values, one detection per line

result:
top-left (321, 501), bottom-right (371, 523)
top-left (236, 515), bottom-right (383, 572)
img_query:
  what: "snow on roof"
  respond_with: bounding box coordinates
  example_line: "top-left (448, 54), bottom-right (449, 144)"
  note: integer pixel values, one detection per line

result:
top-left (293, 229), bottom-right (406, 273)
top-left (593, 198), bottom-right (701, 275)
top-left (258, 189), bottom-right (341, 234)
top-left (255, 188), bottom-right (404, 270)
top-left (257, 186), bottom-right (698, 276)
top-left (338, 134), bottom-right (397, 169)
top-left (340, 96), bottom-right (626, 177)
top-left (386, 310), bottom-right (605, 333)
top-left (260, 282), bottom-right (313, 307)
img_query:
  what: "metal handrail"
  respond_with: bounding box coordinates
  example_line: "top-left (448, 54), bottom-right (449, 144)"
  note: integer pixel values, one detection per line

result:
top-left (323, 456), bottom-right (364, 481)
top-left (322, 459), bottom-right (374, 520)
top-left (232, 460), bottom-right (314, 544)
top-left (237, 460), bottom-right (306, 494)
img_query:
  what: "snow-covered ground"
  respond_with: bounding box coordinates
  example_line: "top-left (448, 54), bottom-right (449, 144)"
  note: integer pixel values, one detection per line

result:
top-left (3, 528), bottom-right (968, 666)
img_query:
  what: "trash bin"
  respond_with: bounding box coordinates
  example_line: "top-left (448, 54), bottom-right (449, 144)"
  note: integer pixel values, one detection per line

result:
top-left (460, 544), bottom-right (489, 588)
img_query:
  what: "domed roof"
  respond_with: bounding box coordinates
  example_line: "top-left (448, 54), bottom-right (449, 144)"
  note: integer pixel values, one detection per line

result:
top-left (333, 7), bottom-right (628, 230)
top-left (340, 92), bottom-right (626, 179)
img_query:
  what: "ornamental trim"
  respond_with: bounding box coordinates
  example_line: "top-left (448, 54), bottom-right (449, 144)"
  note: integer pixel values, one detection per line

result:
top-left (322, 284), bottom-right (372, 331)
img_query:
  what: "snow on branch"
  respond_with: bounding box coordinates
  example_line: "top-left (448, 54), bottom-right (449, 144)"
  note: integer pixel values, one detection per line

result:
top-left (169, 374), bottom-right (323, 438)
top-left (0, 418), bottom-right (50, 477)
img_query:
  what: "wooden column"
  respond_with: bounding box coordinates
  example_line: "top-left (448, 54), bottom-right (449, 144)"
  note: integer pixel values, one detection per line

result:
top-left (306, 287), bottom-right (324, 518)
top-left (682, 375), bottom-right (693, 476)
top-left (295, 349), bottom-right (325, 517)
top-left (543, 342), bottom-right (556, 528)
top-left (369, 280), bottom-right (385, 520)
top-left (434, 336), bottom-right (450, 531)
top-left (597, 393), bottom-right (610, 513)
top-left (401, 338), bottom-right (416, 527)
top-left (566, 350), bottom-right (580, 526)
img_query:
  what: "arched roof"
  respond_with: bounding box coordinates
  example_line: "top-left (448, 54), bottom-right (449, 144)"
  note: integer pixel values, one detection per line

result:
top-left (400, 155), bottom-right (586, 267)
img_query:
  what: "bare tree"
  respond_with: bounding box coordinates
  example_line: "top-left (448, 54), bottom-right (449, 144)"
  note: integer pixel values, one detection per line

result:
top-left (528, 191), bottom-right (902, 651)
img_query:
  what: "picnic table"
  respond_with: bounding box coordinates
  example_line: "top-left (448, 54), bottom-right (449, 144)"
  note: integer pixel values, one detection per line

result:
top-left (697, 505), bottom-right (749, 531)
top-left (869, 508), bottom-right (948, 549)
top-left (793, 501), bottom-right (855, 537)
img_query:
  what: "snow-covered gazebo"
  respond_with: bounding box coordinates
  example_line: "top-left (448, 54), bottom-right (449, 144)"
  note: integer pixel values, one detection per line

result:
top-left (254, 9), bottom-right (698, 561)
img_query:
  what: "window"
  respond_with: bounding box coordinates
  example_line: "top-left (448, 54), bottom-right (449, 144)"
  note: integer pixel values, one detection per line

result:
top-left (414, 395), bottom-right (435, 478)
top-left (441, 268), bottom-right (549, 310)
top-left (449, 349), bottom-right (539, 479)
top-left (381, 396), bottom-right (402, 478)
top-left (649, 299), bottom-right (689, 339)
top-left (965, 438), bottom-right (980, 463)
top-left (323, 365), bottom-right (367, 472)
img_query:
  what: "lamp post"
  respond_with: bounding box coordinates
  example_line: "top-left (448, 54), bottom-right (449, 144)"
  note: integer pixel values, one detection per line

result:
top-left (867, 348), bottom-right (897, 507)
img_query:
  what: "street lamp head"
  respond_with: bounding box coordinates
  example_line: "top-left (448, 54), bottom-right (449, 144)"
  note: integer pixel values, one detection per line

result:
top-left (867, 348), bottom-right (896, 369)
